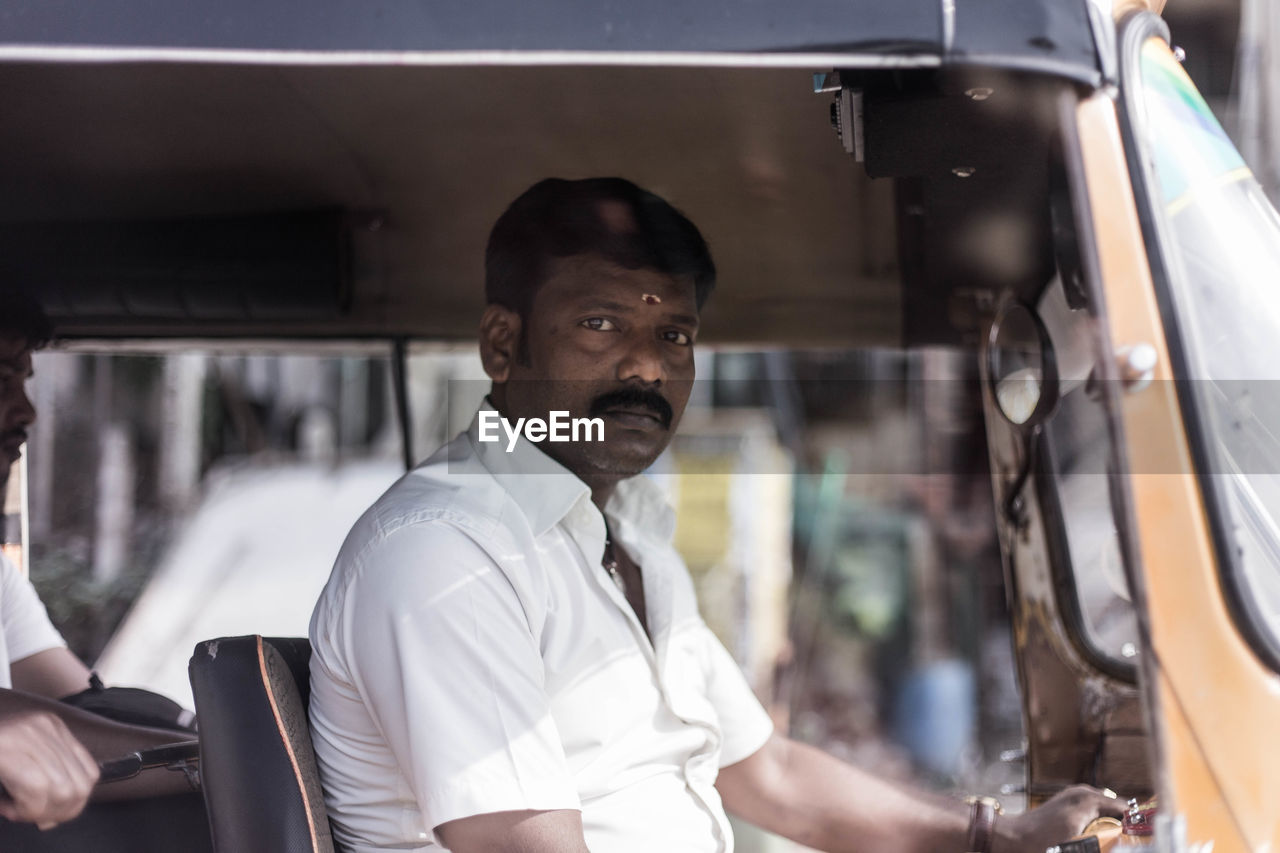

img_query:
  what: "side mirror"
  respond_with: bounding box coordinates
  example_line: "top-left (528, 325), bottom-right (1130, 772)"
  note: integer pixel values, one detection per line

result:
top-left (988, 300), bottom-right (1059, 428)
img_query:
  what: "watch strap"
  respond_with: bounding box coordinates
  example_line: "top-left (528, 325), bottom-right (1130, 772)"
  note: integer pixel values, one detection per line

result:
top-left (965, 796), bottom-right (1001, 853)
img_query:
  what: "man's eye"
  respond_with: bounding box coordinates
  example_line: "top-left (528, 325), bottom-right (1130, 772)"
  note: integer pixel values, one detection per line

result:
top-left (663, 330), bottom-right (693, 346)
top-left (581, 318), bottom-right (617, 331)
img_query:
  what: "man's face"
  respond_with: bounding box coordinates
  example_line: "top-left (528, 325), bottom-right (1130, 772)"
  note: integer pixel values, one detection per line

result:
top-left (0, 337), bottom-right (35, 493)
top-left (492, 253), bottom-right (699, 481)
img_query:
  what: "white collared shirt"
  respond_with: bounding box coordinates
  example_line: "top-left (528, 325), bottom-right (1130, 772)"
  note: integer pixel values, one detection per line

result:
top-left (309, 406), bottom-right (774, 852)
top-left (0, 553), bottom-right (66, 688)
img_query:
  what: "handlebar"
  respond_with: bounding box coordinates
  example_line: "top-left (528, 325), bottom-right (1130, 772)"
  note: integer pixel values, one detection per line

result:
top-left (0, 739), bottom-right (200, 801)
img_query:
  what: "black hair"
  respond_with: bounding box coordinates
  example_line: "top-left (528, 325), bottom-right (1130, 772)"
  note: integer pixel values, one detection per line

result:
top-left (485, 177), bottom-right (716, 321)
top-left (0, 289), bottom-right (52, 348)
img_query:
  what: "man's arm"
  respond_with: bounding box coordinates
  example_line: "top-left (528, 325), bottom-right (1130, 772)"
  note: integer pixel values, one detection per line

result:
top-left (9, 647), bottom-right (92, 700)
top-left (436, 808), bottom-right (590, 853)
top-left (0, 689), bottom-right (196, 803)
top-left (716, 732), bottom-right (1120, 853)
top-left (315, 523), bottom-right (583, 847)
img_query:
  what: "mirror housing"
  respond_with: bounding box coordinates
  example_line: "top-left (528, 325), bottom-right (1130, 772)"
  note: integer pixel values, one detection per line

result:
top-left (988, 299), bottom-right (1059, 427)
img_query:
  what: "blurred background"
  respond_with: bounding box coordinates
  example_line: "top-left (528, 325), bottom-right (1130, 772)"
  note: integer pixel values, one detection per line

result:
top-left (3, 2), bottom-right (1273, 850)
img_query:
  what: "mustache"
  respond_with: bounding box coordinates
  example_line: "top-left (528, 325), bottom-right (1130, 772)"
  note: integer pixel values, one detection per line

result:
top-left (1, 429), bottom-right (26, 444)
top-left (588, 387), bottom-right (673, 430)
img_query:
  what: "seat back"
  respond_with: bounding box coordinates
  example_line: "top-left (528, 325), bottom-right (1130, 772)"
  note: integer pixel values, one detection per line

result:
top-left (189, 636), bottom-right (334, 853)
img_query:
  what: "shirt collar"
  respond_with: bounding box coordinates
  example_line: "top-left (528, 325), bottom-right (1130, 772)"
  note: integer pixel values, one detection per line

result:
top-left (606, 474), bottom-right (676, 544)
top-left (465, 400), bottom-right (675, 542)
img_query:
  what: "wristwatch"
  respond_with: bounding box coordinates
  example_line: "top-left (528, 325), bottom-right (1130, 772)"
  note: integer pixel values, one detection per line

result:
top-left (964, 795), bottom-right (1003, 853)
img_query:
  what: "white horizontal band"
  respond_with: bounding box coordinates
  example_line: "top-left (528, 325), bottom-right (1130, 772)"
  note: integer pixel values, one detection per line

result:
top-left (0, 43), bottom-right (942, 69)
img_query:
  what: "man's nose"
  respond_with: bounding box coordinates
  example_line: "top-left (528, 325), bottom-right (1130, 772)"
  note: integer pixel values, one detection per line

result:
top-left (615, 333), bottom-right (666, 386)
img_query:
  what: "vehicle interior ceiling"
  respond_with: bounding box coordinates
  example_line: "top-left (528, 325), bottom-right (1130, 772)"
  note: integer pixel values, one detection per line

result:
top-left (0, 61), bottom-right (1068, 350)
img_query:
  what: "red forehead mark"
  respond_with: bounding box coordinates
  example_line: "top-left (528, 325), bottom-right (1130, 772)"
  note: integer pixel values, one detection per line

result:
top-left (597, 200), bottom-right (637, 234)
top-left (641, 293), bottom-right (662, 305)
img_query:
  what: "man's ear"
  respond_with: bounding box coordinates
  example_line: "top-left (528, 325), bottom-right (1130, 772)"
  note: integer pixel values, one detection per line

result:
top-left (478, 304), bottom-right (522, 383)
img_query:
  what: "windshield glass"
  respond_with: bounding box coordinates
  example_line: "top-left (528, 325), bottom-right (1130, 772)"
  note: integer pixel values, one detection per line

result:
top-left (1135, 38), bottom-right (1280, 652)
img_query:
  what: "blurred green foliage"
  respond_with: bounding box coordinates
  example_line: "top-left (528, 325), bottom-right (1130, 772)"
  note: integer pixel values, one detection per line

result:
top-left (29, 540), bottom-right (157, 664)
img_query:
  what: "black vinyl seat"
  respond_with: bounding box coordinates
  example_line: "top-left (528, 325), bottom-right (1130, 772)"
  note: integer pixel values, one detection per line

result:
top-left (189, 635), bottom-right (334, 853)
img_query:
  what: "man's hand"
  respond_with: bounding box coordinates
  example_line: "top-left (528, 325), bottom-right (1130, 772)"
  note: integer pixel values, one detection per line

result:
top-left (0, 710), bottom-right (99, 830)
top-left (995, 785), bottom-right (1124, 853)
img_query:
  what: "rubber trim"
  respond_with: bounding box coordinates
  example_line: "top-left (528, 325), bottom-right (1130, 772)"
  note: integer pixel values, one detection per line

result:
top-left (1035, 434), bottom-right (1138, 682)
top-left (1028, 98), bottom-right (1137, 684)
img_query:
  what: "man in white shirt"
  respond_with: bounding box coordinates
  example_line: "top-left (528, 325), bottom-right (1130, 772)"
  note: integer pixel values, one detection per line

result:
top-left (0, 294), bottom-right (195, 829)
top-left (310, 178), bottom-right (1120, 853)
top-left (0, 297), bottom-right (100, 828)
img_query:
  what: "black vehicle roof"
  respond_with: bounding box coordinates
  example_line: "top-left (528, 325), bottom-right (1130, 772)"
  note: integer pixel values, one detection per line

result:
top-left (3, 0), bottom-right (1099, 78)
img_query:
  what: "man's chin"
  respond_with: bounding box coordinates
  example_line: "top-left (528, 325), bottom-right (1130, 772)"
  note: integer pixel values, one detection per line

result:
top-left (575, 440), bottom-right (668, 480)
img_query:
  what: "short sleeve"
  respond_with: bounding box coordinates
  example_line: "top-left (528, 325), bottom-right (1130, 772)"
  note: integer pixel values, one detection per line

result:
top-left (702, 627), bottom-right (775, 768)
top-left (334, 522), bottom-right (580, 839)
top-left (0, 554), bottom-right (66, 668)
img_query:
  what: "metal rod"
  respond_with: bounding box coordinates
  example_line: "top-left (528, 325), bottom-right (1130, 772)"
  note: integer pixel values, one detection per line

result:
top-left (391, 338), bottom-right (414, 472)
